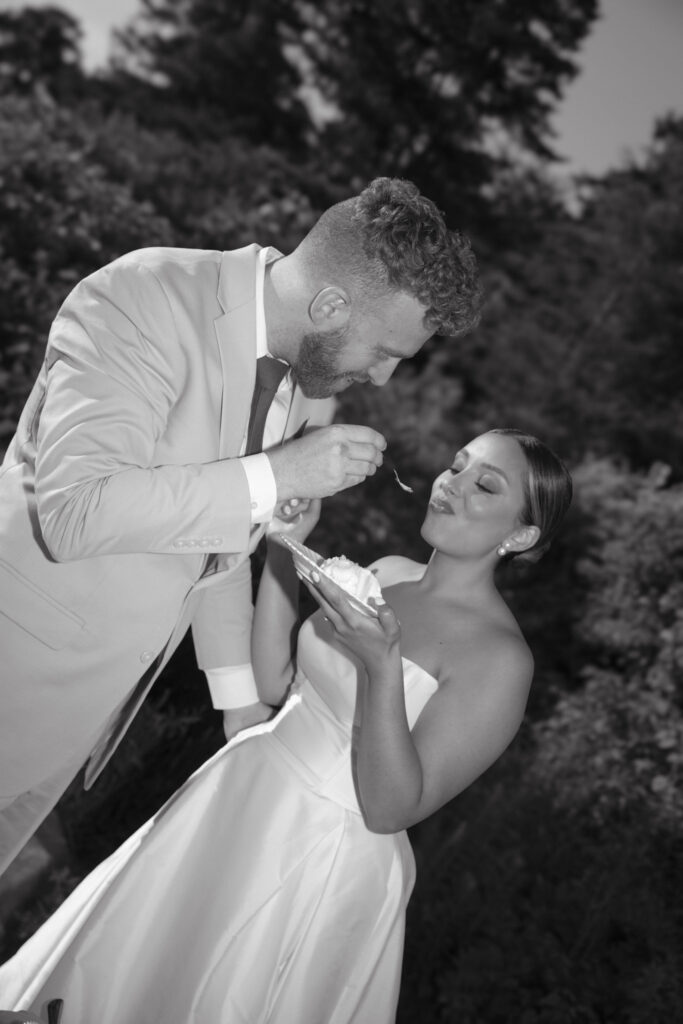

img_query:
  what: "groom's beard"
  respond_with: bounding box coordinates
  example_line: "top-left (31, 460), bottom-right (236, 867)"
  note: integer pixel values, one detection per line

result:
top-left (292, 324), bottom-right (368, 399)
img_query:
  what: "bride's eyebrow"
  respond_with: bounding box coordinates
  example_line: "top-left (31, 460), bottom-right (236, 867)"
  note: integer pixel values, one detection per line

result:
top-left (480, 462), bottom-right (509, 483)
top-left (452, 450), bottom-right (509, 484)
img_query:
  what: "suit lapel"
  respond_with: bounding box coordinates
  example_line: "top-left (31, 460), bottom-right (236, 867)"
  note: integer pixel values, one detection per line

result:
top-left (213, 245), bottom-right (260, 459)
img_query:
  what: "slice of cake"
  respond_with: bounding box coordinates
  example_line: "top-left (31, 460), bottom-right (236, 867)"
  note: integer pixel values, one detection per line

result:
top-left (320, 555), bottom-right (384, 605)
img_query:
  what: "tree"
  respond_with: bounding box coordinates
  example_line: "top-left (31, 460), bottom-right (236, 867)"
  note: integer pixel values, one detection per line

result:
top-left (0, 94), bottom-right (174, 449)
top-left (80, 109), bottom-right (326, 250)
top-left (293, 0), bottom-right (598, 233)
top-left (111, 0), bottom-right (314, 152)
top-left (573, 116), bottom-right (683, 471)
top-left (448, 115), bottom-right (683, 474)
top-left (0, 4), bottom-right (86, 102)
top-left (109, 0), bottom-right (598, 242)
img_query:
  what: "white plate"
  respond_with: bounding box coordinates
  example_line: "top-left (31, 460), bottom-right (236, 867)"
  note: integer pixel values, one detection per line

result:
top-left (275, 534), bottom-right (379, 618)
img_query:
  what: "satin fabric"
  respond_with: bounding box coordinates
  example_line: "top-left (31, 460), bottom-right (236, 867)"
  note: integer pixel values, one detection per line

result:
top-left (0, 611), bottom-right (438, 1023)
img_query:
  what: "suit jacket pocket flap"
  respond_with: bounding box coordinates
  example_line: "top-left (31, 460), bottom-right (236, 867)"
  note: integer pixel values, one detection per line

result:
top-left (0, 559), bottom-right (85, 650)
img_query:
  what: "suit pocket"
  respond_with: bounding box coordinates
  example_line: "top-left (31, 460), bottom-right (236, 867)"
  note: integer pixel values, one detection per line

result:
top-left (0, 559), bottom-right (86, 650)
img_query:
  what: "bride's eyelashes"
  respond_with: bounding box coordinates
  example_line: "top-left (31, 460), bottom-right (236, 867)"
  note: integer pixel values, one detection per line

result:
top-left (446, 466), bottom-right (496, 495)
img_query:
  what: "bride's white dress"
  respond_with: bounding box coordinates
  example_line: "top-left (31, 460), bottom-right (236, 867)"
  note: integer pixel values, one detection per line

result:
top-left (0, 608), bottom-right (438, 1023)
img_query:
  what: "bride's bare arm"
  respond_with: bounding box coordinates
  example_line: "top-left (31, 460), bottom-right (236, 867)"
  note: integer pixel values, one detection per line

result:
top-left (356, 628), bottom-right (532, 832)
top-left (251, 501), bottom-right (320, 705)
top-left (304, 572), bottom-right (532, 833)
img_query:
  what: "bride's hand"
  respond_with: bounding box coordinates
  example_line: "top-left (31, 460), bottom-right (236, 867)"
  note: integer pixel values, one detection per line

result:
top-left (303, 569), bottom-right (401, 674)
top-left (266, 498), bottom-right (321, 543)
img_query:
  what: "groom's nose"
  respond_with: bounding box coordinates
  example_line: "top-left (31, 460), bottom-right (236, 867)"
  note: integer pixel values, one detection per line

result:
top-left (368, 357), bottom-right (401, 386)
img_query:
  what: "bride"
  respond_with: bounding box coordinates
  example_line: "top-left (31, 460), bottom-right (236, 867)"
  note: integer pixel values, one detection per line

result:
top-left (0, 428), bottom-right (571, 1024)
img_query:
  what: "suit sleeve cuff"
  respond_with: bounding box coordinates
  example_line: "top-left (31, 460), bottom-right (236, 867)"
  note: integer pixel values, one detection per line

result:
top-left (205, 665), bottom-right (260, 708)
top-left (240, 453), bottom-right (277, 523)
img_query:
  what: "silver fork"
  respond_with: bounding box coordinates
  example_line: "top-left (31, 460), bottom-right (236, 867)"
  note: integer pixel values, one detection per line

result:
top-left (383, 452), bottom-right (414, 493)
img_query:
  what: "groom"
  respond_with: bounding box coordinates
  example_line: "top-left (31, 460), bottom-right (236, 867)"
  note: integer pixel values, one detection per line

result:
top-left (0, 177), bottom-right (480, 871)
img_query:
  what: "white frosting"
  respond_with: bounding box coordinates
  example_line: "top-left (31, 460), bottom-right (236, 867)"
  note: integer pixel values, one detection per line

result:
top-left (320, 555), bottom-right (383, 604)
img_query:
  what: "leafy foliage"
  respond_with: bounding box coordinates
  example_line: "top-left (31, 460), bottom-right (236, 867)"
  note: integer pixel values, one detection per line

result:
top-left (109, 0), bottom-right (599, 237)
top-left (533, 457), bottom-right (683, 828)
top-left (112, 0), bottom-right (314, 150)
top-left (451, 118), bottom-right (683, 475)
top-left (400, 774), bottom-right (682, 1023)
top-left (82, 109), bottom-right (324, 250)
top-left (398, 456), bottom-right (683, 1022)
top-left (0, 3), bottom-right (85, 101)
top-left (0, 94), bottom-right (174, 441)
top-left (295, 0), bottom-right (597, 224)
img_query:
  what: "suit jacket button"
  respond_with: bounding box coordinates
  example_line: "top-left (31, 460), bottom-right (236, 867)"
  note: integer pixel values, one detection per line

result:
top-left (140, 650), bottom-right (155, 663)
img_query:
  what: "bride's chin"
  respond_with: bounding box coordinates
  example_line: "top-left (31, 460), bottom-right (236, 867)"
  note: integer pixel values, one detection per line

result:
top-left (419, 521), bottom-right (448, 551)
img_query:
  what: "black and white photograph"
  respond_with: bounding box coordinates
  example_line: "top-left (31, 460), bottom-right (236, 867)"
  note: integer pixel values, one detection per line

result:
top-left (0, 1), bottom-right (681, 1021)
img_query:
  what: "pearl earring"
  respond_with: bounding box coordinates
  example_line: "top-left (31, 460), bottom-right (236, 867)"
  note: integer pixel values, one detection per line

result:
top-left (497, 544), bottom-right (507, 557)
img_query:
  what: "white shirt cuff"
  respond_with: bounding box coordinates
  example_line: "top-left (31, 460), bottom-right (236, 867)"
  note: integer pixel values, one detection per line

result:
top-left (240, 453), bottom-right (278, 523)
top-left (205, 665), bottom-right (260, 709)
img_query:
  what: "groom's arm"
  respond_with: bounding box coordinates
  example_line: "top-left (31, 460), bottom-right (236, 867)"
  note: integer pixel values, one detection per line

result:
top-left (33, 254), bottom-right (253, 560)
top-left (201, 403), bottom-right (337, 737)
top-left (190, 558), bottom-right (274, 737)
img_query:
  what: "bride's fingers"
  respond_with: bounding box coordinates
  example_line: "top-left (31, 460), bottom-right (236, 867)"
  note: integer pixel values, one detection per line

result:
top-left (304, 572), bottom-right (370, 634)
top-left (308, 570), bottom-right (351, 615)
top-left (372, 600), bottom-right (402, 639)
top-left (300, 577), bottom-right (344, 629)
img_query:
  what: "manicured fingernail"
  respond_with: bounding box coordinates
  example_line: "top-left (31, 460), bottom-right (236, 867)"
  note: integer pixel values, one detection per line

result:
top-left (311, 571), bottom-right (320, 583)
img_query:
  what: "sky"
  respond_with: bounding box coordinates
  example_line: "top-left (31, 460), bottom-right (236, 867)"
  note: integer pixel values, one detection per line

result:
top-left (5, 0), bottom-right (683, 177)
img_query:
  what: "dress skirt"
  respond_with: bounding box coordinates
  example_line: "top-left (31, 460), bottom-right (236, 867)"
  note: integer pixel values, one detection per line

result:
top-left (0, 685), bottom-right (417, 1024)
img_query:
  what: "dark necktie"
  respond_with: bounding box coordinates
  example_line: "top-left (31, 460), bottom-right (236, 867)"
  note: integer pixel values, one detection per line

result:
top-left (245, 356), bottom-right (290, 455)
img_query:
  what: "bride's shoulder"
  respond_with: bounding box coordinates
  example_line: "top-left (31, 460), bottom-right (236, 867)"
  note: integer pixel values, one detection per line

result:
top-left (366, 554), bottom-right (426, 587)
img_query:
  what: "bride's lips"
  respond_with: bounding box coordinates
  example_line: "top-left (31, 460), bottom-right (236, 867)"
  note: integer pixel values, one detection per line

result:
top-left (429, 494), bottom-right (455, 514)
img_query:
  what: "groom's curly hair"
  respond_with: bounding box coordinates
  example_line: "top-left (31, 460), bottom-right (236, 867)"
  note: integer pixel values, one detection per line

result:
top-left (300, 177), bottom-right (482, 337)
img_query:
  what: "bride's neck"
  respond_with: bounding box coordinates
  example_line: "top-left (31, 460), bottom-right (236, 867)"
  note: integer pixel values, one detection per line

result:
top-left (418, 549), bottom-right (498, 604)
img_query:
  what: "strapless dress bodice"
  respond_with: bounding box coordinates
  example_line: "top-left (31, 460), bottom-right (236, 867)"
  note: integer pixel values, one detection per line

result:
top-left (266, 611), bottom-right (438, 814)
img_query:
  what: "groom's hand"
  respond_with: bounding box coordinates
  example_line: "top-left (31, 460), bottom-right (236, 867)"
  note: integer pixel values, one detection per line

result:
top-left (268, 424), bottom-right (385, 502)
top-left (222, 701), bottom-right (275, 741)
top-left (266, 498), bottom-right (321, 542)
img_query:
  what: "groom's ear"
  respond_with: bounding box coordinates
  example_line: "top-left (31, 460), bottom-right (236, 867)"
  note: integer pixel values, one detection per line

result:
top-left (309, 286), bottom-right (350, 326)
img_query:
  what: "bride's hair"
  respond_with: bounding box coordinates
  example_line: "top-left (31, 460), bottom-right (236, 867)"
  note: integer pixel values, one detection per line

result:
top-left (492, 429), bottom-right (573, 561)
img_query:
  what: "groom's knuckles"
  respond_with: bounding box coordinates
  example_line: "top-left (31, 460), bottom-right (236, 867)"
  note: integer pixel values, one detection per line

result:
top-left (338, 424), bottom-right (386, 448)
top-left (347, 440), bottom-right (384, 465)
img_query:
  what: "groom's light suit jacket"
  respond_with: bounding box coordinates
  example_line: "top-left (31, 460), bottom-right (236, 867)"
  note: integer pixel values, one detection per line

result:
top-left (0, 244), bottom-right (333, 861)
